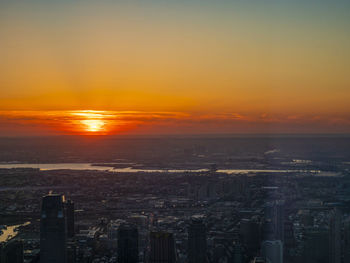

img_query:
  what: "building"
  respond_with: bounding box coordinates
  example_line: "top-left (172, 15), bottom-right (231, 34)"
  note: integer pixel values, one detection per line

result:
top-left (264, 201), bottom-right (284, 242)
top-left (0, 239), bottom-right (23, 263)
top-left (261, 240), bottom-right (283, 263)
top-left (149, 232), bottom-right (177, 263)
top-left (329, 208), bottom-right (341, 263)
top-left (188, 217), bottom-right (207, 263)
top-left (343, 219), bottom-right (350, 263)
top-left (117, 223), bottom-right (139, 263)
top-left (239, 218), bottom-right (260, 257)
top-left (65, 199), bottom-right (75, 238)
top-left (40, 194), bottom-right (67, 263)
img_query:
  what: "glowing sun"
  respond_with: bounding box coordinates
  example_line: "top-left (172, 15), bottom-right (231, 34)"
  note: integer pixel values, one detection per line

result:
top-left (81, 119), bottom-right (105, 132)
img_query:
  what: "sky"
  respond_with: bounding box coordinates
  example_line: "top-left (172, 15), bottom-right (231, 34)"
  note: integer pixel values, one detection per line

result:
top-left (0, 0), bottom-right (350, 135)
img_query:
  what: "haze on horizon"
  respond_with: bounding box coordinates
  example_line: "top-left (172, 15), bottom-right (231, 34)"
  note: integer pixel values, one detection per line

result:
top-left (0, 0), bottom-right (350, 135)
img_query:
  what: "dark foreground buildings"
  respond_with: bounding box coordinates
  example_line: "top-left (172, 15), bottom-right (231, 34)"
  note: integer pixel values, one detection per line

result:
top-left (40, 194), bottom-right (67, 263)
top-left (117, 223), bottom-right (139, 263)
top-left (40, 194), bottom-right (75, 263)
top-left (5, 189), bottom-right (348, 263)
top-left (149, 232), bottom-right (177, 263)
top-left (188, 217), bottom-right (207, 263)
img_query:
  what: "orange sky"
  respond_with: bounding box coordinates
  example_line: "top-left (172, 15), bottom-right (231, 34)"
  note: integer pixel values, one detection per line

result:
top-left (0, 1), bottom-right (350, 135)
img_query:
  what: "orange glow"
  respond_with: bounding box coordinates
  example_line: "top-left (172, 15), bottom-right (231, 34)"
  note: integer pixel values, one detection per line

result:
top-left (0, 110), bottom-right (349, 136)
top-left (0, 1), bottom-right (350, 136)
top-left (70, 111), bottom-right (111, 134)
top-left (81, 119), bottom-right (105, 132)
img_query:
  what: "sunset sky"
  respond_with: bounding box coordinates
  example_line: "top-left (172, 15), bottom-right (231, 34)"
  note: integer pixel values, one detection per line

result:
top-left (1, 0), bottom-right (350, 135)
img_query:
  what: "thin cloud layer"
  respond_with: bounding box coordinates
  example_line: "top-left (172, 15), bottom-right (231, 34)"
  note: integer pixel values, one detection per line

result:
top-left (0, 110), bottom-right (349, 136)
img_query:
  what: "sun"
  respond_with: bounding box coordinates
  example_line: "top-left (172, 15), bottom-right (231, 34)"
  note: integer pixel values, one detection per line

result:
top-left (81, 119), bottom-right (105, 132)
top-left (69, 110), bottom-right (115, 134)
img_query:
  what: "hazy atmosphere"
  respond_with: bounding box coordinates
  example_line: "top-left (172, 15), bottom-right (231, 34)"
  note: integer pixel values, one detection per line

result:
top-left (1, 0), bottom-right (350, 135)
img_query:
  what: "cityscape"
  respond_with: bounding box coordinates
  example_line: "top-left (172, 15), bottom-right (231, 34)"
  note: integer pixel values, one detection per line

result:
top-left (1, 136), bottom-right (350, 262)
top-left (1, 0), bottom-right (350, 262)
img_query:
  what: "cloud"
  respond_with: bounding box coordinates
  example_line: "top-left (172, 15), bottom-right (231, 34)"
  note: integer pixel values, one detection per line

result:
top-left (0, 110), bottom-right (350, 135)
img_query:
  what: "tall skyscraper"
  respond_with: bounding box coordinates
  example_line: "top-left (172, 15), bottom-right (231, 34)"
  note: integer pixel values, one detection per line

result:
top-left (65, 199), bottom-right (75, 238)
top-left (149, 232), bottom-right (177, 263)
top-left (329, 208), bottom-right (341, 263)
top-left (261, 240), bottom-right (283, 263)
top-left (264, 201), bottom-right (284, 242)
top-left (275, 201), bottom-right (284, 243)
top-left (40, 194), bottom-right (67, 263)
top-left (117, 223), bottom-right (139, 263)
top-left (343, 219), bottom-right (350, 263)
top-left (188, 217), bottom-right (207, 263)
top-left (239, 218), bottom-right (260, 257)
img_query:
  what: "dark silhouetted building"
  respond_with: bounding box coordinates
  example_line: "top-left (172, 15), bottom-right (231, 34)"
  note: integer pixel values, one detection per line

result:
top-left (329, 208), bottom-right (341, 263)
top-left (264, 201), bottom-right (284, 242)
top-left (0, 239), bottom-right (23, 263)
top-left (188, 217), bottom-right (207, 263)
top-left (65, 199), bottom-right (75, 238)
top-left (149, 232), bottom-right (177, 263)
top-left (240, 218), bottom-right (260, 257)
top-left (117, 223), bottom-right (139, 263)
top-left (40, 194), bottom-right (67, 263)
top-left (344, 219), bottom-right (350, 263)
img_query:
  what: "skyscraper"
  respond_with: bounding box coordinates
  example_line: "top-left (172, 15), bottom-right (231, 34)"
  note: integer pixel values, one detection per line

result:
top-left (149, 232), bottom-right (177, 263)
top-left (117, 223), bottom-right (139, 263)
top-left (188, 217), bottom-right (207, 263)
top-left (343, 219), bottom-right (350, 263)
top-left (40, 194), bottom-right (67, 263)
top-left (275, 201), bottom-right (284, 243)
top-left (65, 199), bottom-right (75, 239)
top-left (264, 201), bottom-right (284, 242)
top-left (329, 208), bottom-right (341, 263)
top-left (239, 218), bottom-right (260, 257)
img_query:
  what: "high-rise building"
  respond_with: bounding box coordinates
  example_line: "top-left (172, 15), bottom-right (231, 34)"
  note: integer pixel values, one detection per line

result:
top-left (65, 199), bottom-right (75, 238)
top-left (0, 239), bottom-right (23, 263)
top-left (261, 240), bottom-right (283, 263)
top-left (40, 194), bottom-right (67, 263)
top-left (239, 218), bottom-right (260, 257)
top-left (149, 232), bottom-right (177, 263)
top-left (117, 223), bottom-right (139, 263)
top-left (329, 208), bottom-right (341, 263)
top-left (283, 220), bottom-right (295, 261)
top-left (343, 219), bottom-right (350, 263)
top-left (275, 201), bottom-right (284, 243)
top-left (264, 201), bottom-right (284, 242)
top-left (188, 217), bottom-right (207, 263)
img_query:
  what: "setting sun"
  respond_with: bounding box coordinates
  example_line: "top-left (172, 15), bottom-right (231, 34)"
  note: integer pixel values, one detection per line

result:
top-left (70, 111), bottom-right (109, 133)
top-left (81, 119), bottom-right (105, 132)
